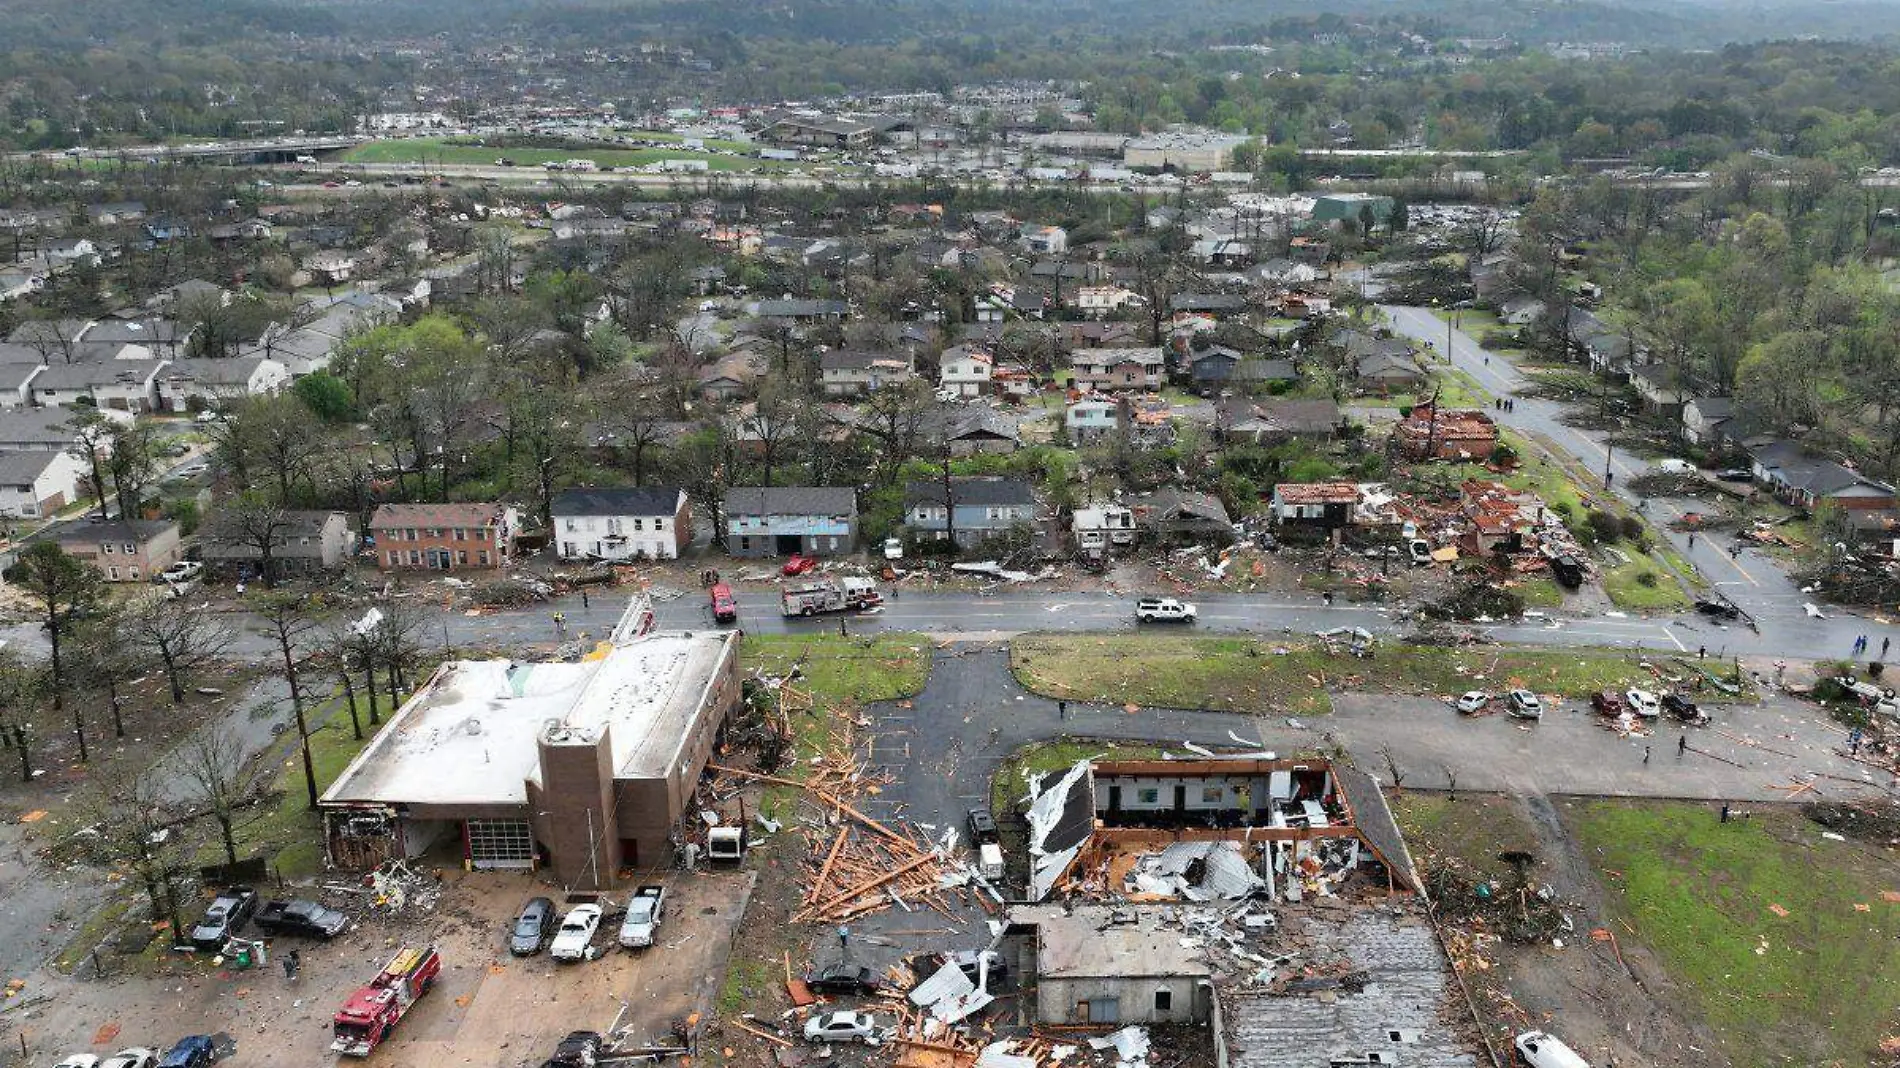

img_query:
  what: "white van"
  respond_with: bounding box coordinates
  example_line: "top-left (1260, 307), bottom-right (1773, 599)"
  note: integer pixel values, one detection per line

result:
top-left (1514, 1031), bottom-right (1591, 1068)
top-left (1654, 458), bottom-right (1697, 475)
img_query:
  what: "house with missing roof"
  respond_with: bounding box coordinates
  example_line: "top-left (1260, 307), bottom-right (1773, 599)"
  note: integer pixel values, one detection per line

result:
top-left (1002, 755), bottom-right (1475, 1068)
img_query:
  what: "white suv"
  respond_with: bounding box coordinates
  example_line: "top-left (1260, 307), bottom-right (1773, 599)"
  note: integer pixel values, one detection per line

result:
top-left (1135, 598), bottom-right (1198, 623)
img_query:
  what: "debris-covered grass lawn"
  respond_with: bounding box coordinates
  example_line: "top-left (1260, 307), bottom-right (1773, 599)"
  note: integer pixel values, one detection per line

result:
top-left (1577, 799), bottom-right (1900, 1068)
top-left (743, 632), bottom-right (931, 703)
top-left (1011, 634), bottom-right (1750, 713)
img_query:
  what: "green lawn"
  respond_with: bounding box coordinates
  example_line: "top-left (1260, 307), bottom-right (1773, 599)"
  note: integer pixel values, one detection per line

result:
top-left (1602, 555), bottom-right (1693, 612)
top-left (1577, 801), bottom-right (1900, 1068)
top-left (1514, 577), bottom-right (1566, 608)
top-left (742, 633), bottom-right (930, 704)
top-left (341, 136), bottom-right (780, 173)
top-left (1009, 634), bottom-right (1745, 712)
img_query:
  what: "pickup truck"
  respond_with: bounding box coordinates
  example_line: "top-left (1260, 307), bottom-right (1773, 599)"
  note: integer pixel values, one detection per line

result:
top-left (617, 885), bottom-right (666, 948)
top-left (255, 899), bottom-right (350, 939)
top-left (1135, 597), bottom-right (1197, 623)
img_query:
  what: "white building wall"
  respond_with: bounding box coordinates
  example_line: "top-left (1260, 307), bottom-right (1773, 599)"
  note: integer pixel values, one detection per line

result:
top-left (555, 513), bottom-right (679, 560)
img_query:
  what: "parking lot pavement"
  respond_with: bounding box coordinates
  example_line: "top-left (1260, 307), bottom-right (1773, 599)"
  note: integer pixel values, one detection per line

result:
top-left (1326, 692), bottom-right (1881, 801)
top-left (18, 868), bottom-right (753, 1068)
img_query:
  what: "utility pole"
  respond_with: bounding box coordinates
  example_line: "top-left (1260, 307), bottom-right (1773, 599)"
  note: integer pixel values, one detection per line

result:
top-left (1604, 442), bottom-right (1616, 488)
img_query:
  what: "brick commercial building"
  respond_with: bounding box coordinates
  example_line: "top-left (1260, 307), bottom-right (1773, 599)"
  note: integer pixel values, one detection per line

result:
top-left (320, 597), bottom-right (741, 889)
top-left (370, 501), bottom-right (517, 571)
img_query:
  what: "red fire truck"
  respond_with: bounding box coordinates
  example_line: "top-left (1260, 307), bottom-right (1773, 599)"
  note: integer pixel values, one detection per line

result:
top-left (331, 944), bottom-right (442, 1056)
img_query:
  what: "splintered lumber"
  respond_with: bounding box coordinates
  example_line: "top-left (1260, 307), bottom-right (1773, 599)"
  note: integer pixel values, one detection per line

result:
top-left (799, 850), bottom-right (938, 920)
top-left (731, 1019), bottom-right (792, 1047)
top-left (809, 828), bottom-right (852, 905)
top-left (708, 762), bottom-right (910, 845)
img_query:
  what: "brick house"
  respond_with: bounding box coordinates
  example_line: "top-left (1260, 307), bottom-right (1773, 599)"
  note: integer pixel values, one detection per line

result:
top-left (370, 502), bottom-right (518, 571)
top-left (48, 518), bottom-right (183, 582)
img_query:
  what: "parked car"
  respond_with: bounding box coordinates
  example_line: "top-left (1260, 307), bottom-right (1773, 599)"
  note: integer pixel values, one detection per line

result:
top-left (782, 554), bottom-right (817, 576)
top-left (1653, 458), bottom-right (1697, 475)
top-left (510, 896), bottom-right (556, 955)
top-left (548, 903), bottom-right (603, 962)
top-left (882, 537), bottom-right (904, 561)
top-left (1712, 468), bottom-right (1753, 482)
top-left (254, 899), bottom-right (349, 939)
top-left (189, 886), bottom-right (258, 950)
top-left (1513, 1030), bottom-right (1591, 1068)
top-left (1135, 597), bottom-right (1197, 623)
top-left (55, 1055), bottom-right (100, 1068)
top-left (160, 561), bottom-right (204, 585)
top-left (803, 1010), bottom-right (879, 1045)
top-left (1694, 598), bottom-right (1741, 620)
top-left (1624, 689), bottom-right (1662, 718)
top-left (804, 964), bottom-right (882, 996)
top-left (1662, 693), bottom-right (1707, 724)
top-left (1590, 690), bottom-right (1628, 716)
top-left (100, 1050), bottom-right (159, 1068)
top-left (156, 1037), bottom-right (218, 1068)
top-left (1506, 690), bottom-right (1543, 719)
top-left (966, 807), bottom-right (999, 844)
top-left (1454, 691), bottom-right (1490, 714)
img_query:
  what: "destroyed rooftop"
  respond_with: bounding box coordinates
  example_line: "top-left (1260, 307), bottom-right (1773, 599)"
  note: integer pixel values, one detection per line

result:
top-left (1020, 905), bottom-right (1214, 980)
top-left (321, 629), bottom-right (734, 807)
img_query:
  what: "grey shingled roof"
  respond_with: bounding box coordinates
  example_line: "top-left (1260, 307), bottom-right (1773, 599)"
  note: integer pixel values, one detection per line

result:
top-left (723, 486), bottom-right (857, 517)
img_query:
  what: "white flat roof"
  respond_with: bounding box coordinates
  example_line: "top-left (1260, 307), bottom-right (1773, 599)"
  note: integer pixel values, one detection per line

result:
top-left (321, 630), bottom-right (733, 809)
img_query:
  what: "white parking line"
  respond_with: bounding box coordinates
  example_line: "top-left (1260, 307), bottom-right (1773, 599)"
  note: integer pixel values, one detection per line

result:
top-left (1660, 626), bottom-right (1687, 652)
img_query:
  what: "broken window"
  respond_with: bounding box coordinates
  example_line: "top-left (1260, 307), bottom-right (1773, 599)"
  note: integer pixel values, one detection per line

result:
top-left (1137, 788), bottom-right (1159, 804)
top-left (1153, 989), bottom-right (1172, 1012)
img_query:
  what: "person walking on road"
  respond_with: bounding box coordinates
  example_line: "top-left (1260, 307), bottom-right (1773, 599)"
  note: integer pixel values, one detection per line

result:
top-left (581, 589), bottom-right (590, 610)
top-left (553, 612), bottom-right (567, 639)
top-left (1643, 745), bottom-right (1652, 765)
top-left (284, 949), bottom-right (300, 981)
top-left (1678, 734), bottom-right (1688, 757)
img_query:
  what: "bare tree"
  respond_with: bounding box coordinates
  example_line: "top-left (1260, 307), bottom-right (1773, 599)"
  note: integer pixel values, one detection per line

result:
top-left (14, 542), bottom-right (101, 730)
top-left (63, 409), bottom-right (114, 517)
top-left (123, 597), bottom-right (235, 705)
top-left (85, 766), bottom-right (188, 941)
top-left (106, 420), bottom-right (164, 520)
top-left (0, 651), bottom-right (45, 782)
top-left (373, 595), bottom-right (431, 709)
top-left (73, 611), bottom-right (140, 738)
top-left (229, 394), bottom-right (328, 505)
top-left (858, 380), bottom-right (935, 485)
top-left (593, 382), bottom-right (670, 486)
top-left (250, 591), bottom-right (325, 809)
top-left (205, 493), bottom-right (295, 588)
top-left (178, 724), bottom-right (253, 866)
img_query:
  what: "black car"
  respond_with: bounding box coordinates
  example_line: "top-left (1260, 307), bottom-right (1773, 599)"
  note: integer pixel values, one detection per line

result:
top-left (548, 1030), bottom-right (602, 1068)
top-left (1662, 694), bottom-right (1707, 722)
top-left (254, 899), bottom-right (350, 939)
top-left (966, 807), bottom-right (999, 845)
top-left (805, 964), bottom-right (882, 996)
top-left (1713, 468), bottom-right (1753, 482)
top-left (188, 886), bottom-right (259, 951)
top-left (510, 896), bottom-right (556, 956)
top-left (1694, 598), bottom-right (1742, 620)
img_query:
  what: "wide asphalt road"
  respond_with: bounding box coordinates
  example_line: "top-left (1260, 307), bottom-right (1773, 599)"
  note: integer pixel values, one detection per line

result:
top-left (0, 581), bottom-right (1826, 663)
top-left (1382, 304), bottom-right (1875, 663)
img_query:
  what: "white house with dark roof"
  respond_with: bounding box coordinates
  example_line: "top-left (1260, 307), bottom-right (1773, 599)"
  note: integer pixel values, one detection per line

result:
top-left (157, 357), bottom-right (289, 412)
top-left (0, 449), bottom-right (87, 517)
top-left (30, 359), bottom-right (168, 412)
top-left (0, 362), bottom-right (45, 408)
top-left (551, 486), bottom-right (692, 561)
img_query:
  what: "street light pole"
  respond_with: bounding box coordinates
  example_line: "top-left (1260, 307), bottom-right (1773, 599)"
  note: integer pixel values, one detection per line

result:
top-left (1604, 442), bottom-right (1616, 488)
